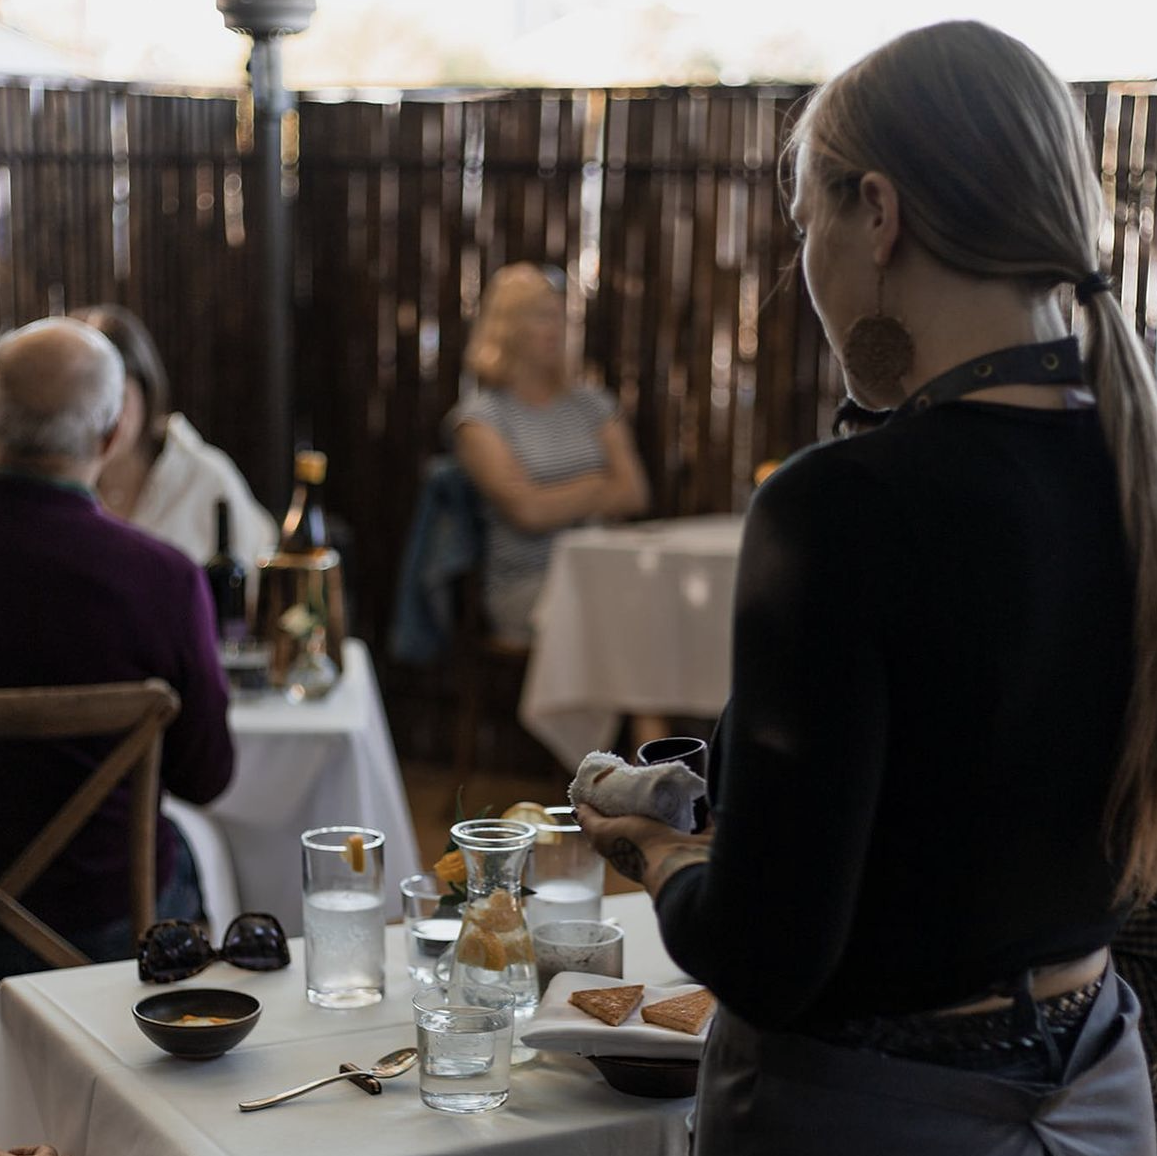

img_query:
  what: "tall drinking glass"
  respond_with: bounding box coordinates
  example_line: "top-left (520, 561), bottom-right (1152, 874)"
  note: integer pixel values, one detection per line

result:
top-left (524, 806), bottom-right (605, 930)
top-left (301, 825), bottom-right (386, 1008)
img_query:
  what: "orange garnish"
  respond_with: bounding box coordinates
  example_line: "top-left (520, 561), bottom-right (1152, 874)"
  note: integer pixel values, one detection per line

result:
top-left (343, 834), bottom-right (366, 873)
top-left (500, 928), bottom-right (535, 964)
top-left (455, 926), bottom-right (507, 971)
top-left (502, 801), bottom-right (561, 845)
top-left (473, 889), bottom-right (520, 933)
top-left (433, 849), bottom-right (466, 886)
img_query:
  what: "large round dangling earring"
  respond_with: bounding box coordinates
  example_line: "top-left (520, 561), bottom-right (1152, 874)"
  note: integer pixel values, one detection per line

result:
top-left (841, 268), bottom-right (913, 409)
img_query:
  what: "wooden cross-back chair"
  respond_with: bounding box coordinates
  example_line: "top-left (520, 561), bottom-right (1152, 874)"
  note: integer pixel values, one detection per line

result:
top-left (0, 679), bottom-right (181, 969)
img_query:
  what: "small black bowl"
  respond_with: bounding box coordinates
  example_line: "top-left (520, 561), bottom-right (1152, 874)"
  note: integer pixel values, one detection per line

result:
top-left (587, 1055), bottom-right (700, 1098)
top-left (132, 988), bottom-right (261, 1060)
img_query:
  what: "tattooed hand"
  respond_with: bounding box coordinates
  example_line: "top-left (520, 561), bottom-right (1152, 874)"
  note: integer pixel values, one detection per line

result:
top-left (608, 836), bottom-right (647, 882)
top-left (574, 803), bottom-right (713, 898)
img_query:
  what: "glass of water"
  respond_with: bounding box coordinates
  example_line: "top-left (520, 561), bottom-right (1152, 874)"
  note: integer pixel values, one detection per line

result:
top-left (523, 806), bottom-right (605, 930)
top-left (400, 871), bottom-right (462, 984)
top-left (412, 982), bottom-right (515, 1113)
top-left (301, 825), bottom-right (386, 1008)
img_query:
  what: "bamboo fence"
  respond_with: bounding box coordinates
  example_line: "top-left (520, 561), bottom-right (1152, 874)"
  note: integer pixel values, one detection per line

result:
top-left (0, 77), bottom-right (1153, 763)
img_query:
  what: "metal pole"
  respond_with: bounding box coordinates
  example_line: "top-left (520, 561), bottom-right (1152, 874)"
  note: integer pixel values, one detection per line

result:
top-left (248, 34), bottom-right (293, 517)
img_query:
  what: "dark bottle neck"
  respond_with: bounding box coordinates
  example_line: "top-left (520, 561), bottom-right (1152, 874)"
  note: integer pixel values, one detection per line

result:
top-left (280, 478), bottom-right (328, 552)
top-left (215, 499), bottom-right (231, 556)
top-left (206, 500), bottom-right (247, 642)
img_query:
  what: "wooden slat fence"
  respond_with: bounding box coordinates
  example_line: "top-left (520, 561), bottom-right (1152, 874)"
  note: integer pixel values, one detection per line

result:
top-left (0, 77), bottom-right (1153, 764)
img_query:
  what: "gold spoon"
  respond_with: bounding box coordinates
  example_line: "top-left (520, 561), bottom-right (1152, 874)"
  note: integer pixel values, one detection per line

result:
top-left (238, 1046), bottom-right (418, 1112)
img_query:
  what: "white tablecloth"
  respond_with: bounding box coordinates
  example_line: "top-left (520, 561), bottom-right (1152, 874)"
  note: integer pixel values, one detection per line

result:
top-left (164, 637), bottom-right (420, 938)
top-left (519, 515), bottom-right (745, 769)
top-left (0, 893), bottom-right (695, 1156)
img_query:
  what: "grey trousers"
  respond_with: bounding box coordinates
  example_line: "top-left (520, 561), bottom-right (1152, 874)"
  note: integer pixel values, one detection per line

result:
top-left (693, 968), bottom-right (1156, 1156)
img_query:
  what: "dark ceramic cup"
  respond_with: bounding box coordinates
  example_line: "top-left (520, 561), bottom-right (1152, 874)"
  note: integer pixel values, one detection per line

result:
top-left (636, 736), bottom-right (708, 779)
top-left (636, 736), bottom-right (709, 831)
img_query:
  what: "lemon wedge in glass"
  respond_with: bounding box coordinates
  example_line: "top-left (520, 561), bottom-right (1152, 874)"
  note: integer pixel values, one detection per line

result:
top-left (501, 801), bottom-right (561, 845)
top-left (341, 833), bottom-right (366, 872)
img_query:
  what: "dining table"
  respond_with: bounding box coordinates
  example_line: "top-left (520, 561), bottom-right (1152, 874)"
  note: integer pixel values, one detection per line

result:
top-left (163, 637), bottom-right (421, 939)
top-left (518, 514), bottom-right (746, 770)
top-left (0, 891), bottom-right (697, 1156)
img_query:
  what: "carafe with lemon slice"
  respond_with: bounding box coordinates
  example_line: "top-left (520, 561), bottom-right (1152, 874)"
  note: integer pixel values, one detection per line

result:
top-left (448, 818), bottom-right (539, 1057)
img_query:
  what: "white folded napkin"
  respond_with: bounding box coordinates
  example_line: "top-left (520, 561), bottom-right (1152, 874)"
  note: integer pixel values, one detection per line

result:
top-left (521, 972), bottom-right (711, 1060)
top-left (568, 750), bottom-right (705, 832)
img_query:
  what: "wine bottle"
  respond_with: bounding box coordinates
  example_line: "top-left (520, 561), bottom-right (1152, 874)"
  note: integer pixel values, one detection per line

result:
top-left (205, 499), bottom-right (248, 643)
top-left (279, 449), bottom-right (329, 554)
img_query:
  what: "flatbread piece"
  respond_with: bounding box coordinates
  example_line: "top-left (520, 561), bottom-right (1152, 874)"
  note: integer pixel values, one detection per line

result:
top-left (640, 988), bottom-right (716, 1034)
top-left (569, 984), bottom-right (646, 1026)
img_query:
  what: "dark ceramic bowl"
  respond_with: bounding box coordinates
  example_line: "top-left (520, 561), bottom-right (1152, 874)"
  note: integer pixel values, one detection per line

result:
top-left (587, 1055), bottom-right (700, 1098)
top-left (132, 988), bottom-right (261, 1060)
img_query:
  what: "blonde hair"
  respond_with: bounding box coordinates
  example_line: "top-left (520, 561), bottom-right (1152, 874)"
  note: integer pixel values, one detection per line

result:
top-left (788, 20), bottom-right (1157, 904)
top-left (464, 262), bottom-right (565, 388)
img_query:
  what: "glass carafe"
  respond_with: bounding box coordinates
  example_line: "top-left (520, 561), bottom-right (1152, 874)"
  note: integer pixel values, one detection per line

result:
top-left (448, 819), bottom-right (539, 1050)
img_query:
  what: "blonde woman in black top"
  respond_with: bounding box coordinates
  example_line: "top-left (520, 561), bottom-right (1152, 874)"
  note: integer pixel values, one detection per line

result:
top-left (578, 21), bottom-right (1157, 1155)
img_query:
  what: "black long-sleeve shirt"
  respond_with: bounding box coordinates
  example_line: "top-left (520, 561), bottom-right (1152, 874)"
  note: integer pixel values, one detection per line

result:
top-left (656, 399), bottom-right (1135, 1030)
top-left (0, 474), bottom-right (234, 932)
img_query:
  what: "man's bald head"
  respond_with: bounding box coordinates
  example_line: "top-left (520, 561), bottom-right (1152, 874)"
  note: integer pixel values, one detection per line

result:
top-left (0, 317), bottom-right (124, 466)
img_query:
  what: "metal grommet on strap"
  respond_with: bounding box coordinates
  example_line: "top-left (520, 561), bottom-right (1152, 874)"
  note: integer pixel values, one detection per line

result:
top-left (913, 394), bottom-right (932, 411)
top-left (972, 362), bottom-right (993, 380)
top-left (1042, 352), bottom-right (1060, 371)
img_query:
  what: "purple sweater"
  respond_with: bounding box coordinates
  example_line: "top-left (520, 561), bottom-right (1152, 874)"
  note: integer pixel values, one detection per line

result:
top-left (0, 473), bottom-right (234, 930)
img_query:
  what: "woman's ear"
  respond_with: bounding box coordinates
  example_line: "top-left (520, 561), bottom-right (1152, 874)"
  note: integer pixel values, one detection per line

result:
top-left (858, 172), bottom-right (901, 267)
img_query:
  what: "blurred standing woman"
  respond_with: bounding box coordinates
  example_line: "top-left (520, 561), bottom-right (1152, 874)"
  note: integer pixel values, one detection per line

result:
top-left (72, 304), bottom-right (278, 580)
top-left (446, 263), bottom-right (649, 645)
top-left (577, 21), bottom-right (1157, 1154)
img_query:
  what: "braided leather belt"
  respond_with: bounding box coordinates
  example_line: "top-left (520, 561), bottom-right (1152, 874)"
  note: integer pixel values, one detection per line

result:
top-left (810, 977), bottom-right (1103, 1063)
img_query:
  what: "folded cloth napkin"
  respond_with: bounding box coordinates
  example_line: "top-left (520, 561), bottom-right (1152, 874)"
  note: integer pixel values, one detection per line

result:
top-left (568, 750), bottom-right (705, 832)
top-left (522, 972), bottom-right (712, 1060)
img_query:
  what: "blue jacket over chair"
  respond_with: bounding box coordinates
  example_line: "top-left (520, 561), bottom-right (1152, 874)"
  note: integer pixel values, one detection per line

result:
top-left (389, 455), bottom-right (484, 665)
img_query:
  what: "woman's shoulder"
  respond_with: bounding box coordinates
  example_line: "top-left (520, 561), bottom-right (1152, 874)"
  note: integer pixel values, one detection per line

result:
top-left (751, 428), bottom-right (902, 524)
top-left (447, 386), bottom-right (505, 428)
top-left (564, 383), bottom-right (619, 423)
top-left (159, 414), bottom-right (255, 489)
top-left (140, 414), bottom-right (276, 538)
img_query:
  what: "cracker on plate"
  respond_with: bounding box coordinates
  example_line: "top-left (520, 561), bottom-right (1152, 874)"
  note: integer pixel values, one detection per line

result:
top-left (569, 984), bottom-right (645, 1026)
top-left (640, 988), bottom-right (715, 1034)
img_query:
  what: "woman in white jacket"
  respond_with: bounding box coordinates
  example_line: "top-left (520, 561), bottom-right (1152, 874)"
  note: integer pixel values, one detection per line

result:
top-left (73, 304), bottom-right (277, 587)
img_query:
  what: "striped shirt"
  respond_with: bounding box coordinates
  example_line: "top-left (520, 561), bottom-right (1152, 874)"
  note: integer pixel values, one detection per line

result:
top-left (447, 383), bottom-right (618, 613)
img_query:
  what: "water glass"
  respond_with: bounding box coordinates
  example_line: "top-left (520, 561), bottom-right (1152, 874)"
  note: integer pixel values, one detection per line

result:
top-left (301, 825), bottom-right (386, 1008)
top-left (523, 806), bottom-right (605, 930)
top-left (400, 871), bottom-right (461, 984)
top-left (412, 982), bottom-right (515, 1113)
top-left (531, 919), bottom-right (624, 995)
top-left (217, 638), bottom-right (272, 698)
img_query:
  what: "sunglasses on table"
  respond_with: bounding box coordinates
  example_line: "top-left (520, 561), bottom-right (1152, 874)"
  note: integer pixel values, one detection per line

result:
top-left (137, 912), bottom-right (290, 983)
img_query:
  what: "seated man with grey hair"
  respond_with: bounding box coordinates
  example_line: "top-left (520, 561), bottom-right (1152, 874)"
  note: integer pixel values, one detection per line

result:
top-left (0, 317), bottom-right (234, 978)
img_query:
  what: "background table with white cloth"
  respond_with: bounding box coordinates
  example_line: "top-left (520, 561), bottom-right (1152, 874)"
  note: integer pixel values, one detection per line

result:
top-left (0, 892), bottom-right (696, 1156)
top-left (164, 637), bottom-right (420, 938)
top-left (519, 514), bottom-right (745, 769)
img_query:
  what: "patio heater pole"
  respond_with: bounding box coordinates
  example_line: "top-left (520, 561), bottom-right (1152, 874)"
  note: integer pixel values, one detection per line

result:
top-left (216, 0), bottom-right (316, 517)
